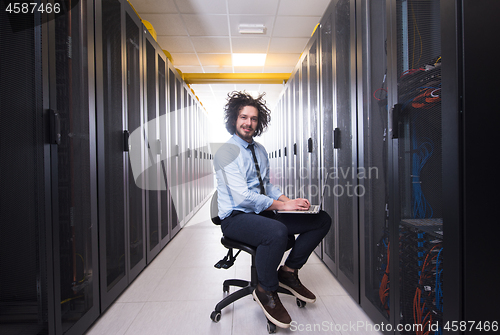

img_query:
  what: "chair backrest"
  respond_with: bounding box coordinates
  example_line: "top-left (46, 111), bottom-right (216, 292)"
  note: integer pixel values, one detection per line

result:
top-left (211, 190), bottom-right (221, 225)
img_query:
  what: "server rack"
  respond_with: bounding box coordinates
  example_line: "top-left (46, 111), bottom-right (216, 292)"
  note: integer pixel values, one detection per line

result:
top-left (318, 0), bottom-right (360, 301)
top-left (124, 2), bottom-right (147, 283)
top-left (1, 0), bottom-right (211, 333)
top-left (357, 0), bottom-right (392, 330)
top-left (49, 1), bottom-right (100, 332)
top-left (1, 8), bottom-right (52, 334)
top-left (1, 1), bottom-right (100, 334)
top-left (157, 45), bottom-right (170, 248)
top-left (143, 27), bottom-right (161, 262)
top-left (300, 47), bottom-right (311, 200)
top-left (167, 65), bottom-right (180, 235)
top-left (269, 0), bottom-right (499, 333)
top-left (319, 6), bottom-right (338, 277)
top-left (96, 0), bottom-right (132, 310)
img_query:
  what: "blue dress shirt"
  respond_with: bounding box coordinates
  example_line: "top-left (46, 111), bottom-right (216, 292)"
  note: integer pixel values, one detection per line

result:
top-left (214, 134), bottom-right (283, 220)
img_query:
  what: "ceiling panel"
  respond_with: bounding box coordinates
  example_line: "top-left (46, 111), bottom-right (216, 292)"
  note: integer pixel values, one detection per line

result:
top-left (265, 53), bottom-right (302, 67)
top-left (277, 0), bottom-right (331, 16)
top-left (131, 0), bottom-right (177, 13)
top-left (191, 37), bottom-right (231, 53)
top-left (197, 53), bottom-right (233, 67)
top-left (174, 0), bottom-right (227, 14)
top-left (227, 0), bottom-right (280, 15)
top-left (175, 65), bottom-right (204, 73)
top-left (182, 14), bottom-right (229, 36)
top-left (156, 36), bottom-right (195, 53)
top-left (169, 53), bottom-right (200, 66)
top-left (268, 37), bottom-right (310, 53)
top-left (231, 37), bottom-right (270, 53)
top-left (272, 16), bottom-right (321, 37)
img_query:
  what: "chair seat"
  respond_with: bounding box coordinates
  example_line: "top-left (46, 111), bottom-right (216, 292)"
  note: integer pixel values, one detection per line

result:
top-left (221, 236), bottom-right (256, 256)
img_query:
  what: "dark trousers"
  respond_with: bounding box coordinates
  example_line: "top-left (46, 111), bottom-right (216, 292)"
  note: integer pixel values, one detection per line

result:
top-left (220, 210), bottom-right (331, 292)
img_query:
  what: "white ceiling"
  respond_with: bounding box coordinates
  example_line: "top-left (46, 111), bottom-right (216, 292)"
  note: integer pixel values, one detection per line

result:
top-left (129, 0), bottom-right (331, 142)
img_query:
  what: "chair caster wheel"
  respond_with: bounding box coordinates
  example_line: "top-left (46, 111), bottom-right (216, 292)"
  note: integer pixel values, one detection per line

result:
top-left (210, 310), bottom-right (221, 323)
top-left (296, 298), bottom-right (306, 308)
top-left (267, 319), bottom-right (277, 333)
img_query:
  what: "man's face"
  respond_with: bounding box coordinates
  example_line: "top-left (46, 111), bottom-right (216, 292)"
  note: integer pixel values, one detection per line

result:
top-left (234, 105), bottom-right (259, 143)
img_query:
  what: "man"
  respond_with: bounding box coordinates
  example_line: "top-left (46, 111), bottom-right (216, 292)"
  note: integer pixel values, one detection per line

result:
top-left (214, 91), bottom-right (331, 329)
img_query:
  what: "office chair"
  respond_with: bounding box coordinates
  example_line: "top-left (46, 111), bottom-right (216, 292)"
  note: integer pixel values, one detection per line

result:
top-left (209, 191), bottom-right (306, 334)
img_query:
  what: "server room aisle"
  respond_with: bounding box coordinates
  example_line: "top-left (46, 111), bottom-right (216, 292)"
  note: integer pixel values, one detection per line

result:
top-left (85, 194), bottom-right (381, 335)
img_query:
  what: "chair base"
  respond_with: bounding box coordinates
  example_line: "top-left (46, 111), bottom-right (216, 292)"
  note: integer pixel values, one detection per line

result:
top-left (211, 277), bottom-right (304, 320)
top-left (211, 235), bottom-right (305, 333)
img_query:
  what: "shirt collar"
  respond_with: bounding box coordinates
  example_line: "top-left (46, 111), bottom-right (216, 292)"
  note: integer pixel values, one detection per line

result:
top-left (231, 133), bottom-right (255, 148)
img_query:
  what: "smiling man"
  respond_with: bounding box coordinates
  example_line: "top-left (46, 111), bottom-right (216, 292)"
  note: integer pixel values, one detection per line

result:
top-left (213, 91), bottom-right (332, 329)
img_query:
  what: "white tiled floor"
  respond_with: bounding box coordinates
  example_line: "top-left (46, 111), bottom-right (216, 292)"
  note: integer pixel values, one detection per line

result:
top-left (85, 198), bottom-right (382, 335)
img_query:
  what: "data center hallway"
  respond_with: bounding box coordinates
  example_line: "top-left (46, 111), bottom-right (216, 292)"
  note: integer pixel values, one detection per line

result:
top-left (85, 195), bottom-right (382, 335)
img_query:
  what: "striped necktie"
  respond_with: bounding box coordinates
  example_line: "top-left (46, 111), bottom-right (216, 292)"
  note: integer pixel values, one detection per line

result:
top-left (248, 143), bottom-right (266, 195)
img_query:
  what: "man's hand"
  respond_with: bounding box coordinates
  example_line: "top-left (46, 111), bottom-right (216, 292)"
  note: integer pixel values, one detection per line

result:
top-left (267, 197), bottom-right (310, 211)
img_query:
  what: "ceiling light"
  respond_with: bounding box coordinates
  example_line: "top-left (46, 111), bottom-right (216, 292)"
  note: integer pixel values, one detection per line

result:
top-left (238, 24), bottom-right (266, 34)
top-left (232, 53), bottom-right (267, 67)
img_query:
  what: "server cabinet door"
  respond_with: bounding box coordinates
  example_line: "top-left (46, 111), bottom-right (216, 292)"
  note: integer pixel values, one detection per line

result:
top-left (144, 33), bottom-right (161, 262)
top-left (308, 37), bottom-right (321, 208)
top-left (168, 68), bottom-right (180, 234)
top-left (125, 5), bottom-right (146, 280)
top-left (300, 53), bottom-right (311, 199)
top-left (157, 50), bottom-right (171, 247)
top-left (358, 0), bottom-right (392, 328)
top-left (96, 0), bottom-right (129, 311)
top-left (176, 78), bottom-right (186, 223)
top-left (320, 7), bottom-right (338, 276)
top-left (284, 88), bottom-right (292, 196)
top-left (334, 0), bottom-right (359, 302)
top-left (50, 1), bottom-right (101, 333)
top-left (320, 0), bottom-right (359, 300)
top-left (1, 8), bottom-right (53, 335)
top-left (391, 1), bottom-right (443, 332)
top-left (293, 73), bottom-right (301, 199)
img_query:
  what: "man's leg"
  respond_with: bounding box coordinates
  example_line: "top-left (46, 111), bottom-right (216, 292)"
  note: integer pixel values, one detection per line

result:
top-left (274, 210), bottom-right (332, 302)
top-left (276, 210), bottom-right (331, 270)
top-left (220, 212), bottom-right (288, 291)
top-left (220, 212), bottom-right (292, 328)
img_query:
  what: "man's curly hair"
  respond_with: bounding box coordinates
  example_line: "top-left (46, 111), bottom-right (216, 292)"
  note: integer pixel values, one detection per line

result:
top-left (223, 91), bottom-right (271, 137)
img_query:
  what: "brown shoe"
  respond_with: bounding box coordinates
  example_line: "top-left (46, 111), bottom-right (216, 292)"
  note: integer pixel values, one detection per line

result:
top-left (252, 285), bottom-right (292, 329)
top-left (278, 266), bottom-right (316, 303)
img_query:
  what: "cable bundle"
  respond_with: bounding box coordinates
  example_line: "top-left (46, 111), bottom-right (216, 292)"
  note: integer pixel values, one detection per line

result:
top-left (413, 244), bottom-right (443, 335)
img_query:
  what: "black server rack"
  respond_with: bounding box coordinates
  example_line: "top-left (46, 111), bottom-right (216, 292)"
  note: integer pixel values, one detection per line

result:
top-left (50, 1), bottom-right (100, 332)
top-left (271, 0), bottom-right (499, 334)
top-left (157, 47), bottom-right (170, 247)
top-left (96, 0), bottom-right (130, 310)
top-left (319, 7), bottom-right (338, 277)
top-left (1, 1), bottom-right (100, 334)
top-left (1, 7), bottom-right (53, 335)
top-left (125, 5), bottom-right (147, 282)
top-left (316, 0), bottom-right (360, 301)
top-left (167, 66), bottom-right (180, 234)
top-left (358, 0), bottom-right (392, 329)
top-left (144, 29), bottom-right (161, 262)
top-left (1, 0), bottom-right (212, 333)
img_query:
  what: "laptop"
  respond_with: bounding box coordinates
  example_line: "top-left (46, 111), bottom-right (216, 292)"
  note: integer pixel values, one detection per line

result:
top-left (276, 204), bottom-right (320, 214)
